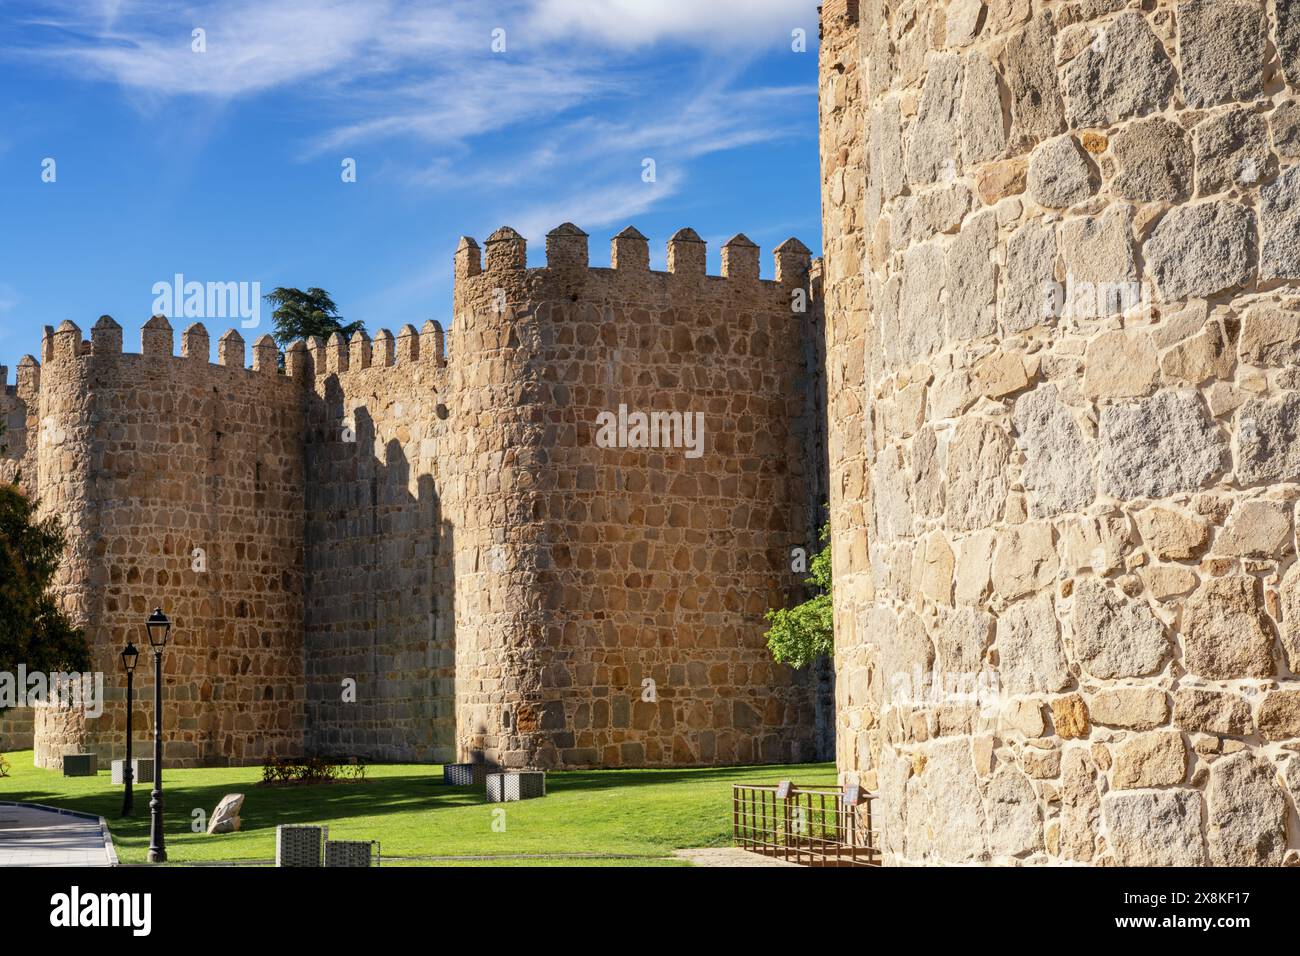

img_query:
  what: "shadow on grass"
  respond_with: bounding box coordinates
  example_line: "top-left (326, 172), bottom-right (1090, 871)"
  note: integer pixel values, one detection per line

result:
top-left (5, 760), bottom-right (835, 861)
top-left (9, 768), bottom-right (462, 840)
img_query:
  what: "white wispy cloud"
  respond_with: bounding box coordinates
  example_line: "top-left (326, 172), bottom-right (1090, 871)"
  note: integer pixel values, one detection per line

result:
top-left (8, 0), bottom-right (815, 272)
top-left (304, 61), bottom-right (609, 154)
top-left (17, 0), bottom-right (392, 98)
top-left (527, 0), bottom-right (814, 48)
top-left (509, 172), bottom-right (683, 242)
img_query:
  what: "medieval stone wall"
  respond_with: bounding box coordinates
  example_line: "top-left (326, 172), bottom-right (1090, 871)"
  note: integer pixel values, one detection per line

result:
top-left (302, 324), bottom-right (457, 762)
top-left (0, 364), bottom-right (39, 751)
top-left (30, 316), bottom-right (306, 768)
top-left (823, 0), bottom-right (1300, 864)
top-left (5, 224), bottom-right (829, 771)
top-left (1, 361), bottom-right (38, 487)
top-left (448, 224), bottom-right (826, 768)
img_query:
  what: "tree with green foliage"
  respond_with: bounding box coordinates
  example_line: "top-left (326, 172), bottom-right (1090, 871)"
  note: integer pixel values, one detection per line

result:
top-left (764, 521), bottom-right (833, 669)
top-left (0, 478), bottom-right (90, 681)
top-left (264, 287), bottom-right (364, 347)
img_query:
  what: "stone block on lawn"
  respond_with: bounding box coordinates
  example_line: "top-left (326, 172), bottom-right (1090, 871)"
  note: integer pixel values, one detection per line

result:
top-left (61, 753), bottom-right (97, 777)
top-left (208, 793), bottom-right (244, 834)
top-left (485, 771), bottom-right (546, 802)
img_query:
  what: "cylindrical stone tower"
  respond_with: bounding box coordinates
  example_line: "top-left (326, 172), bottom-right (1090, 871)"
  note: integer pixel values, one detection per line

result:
top-left (32, 315), bottom-right (307, 768)
top-left (449, 227), bottom-right (562, 768)
top-left (33, 321), bottom-right (100, 766)
top-left (449, 224), bottom-right (825, 769)
top-left (823, 0), bottom-right (1300, 864)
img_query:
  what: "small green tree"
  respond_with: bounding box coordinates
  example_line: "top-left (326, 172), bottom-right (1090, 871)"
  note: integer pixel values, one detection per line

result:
top-left (0, 481), bottom-right (90, 681)
top-left (764, 521), bottom-right (833, 669)
top-left (264, 287), bottom-right (364, 347)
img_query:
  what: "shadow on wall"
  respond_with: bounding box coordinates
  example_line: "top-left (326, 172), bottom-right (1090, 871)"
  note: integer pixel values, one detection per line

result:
top-left (303, 393), bottom-right (457, 765)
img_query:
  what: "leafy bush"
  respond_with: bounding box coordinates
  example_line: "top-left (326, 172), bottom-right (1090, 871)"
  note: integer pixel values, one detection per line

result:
top-left (764, 521), bottom-right (833, 669)
top-left (260, 755), bottom-right (367, 786)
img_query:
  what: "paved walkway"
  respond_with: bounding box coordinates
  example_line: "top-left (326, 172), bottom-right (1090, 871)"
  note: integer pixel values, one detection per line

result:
top-left (0, 803), bottom-right (117, 867)
top-left (673, 847), bottom-right (801, 867)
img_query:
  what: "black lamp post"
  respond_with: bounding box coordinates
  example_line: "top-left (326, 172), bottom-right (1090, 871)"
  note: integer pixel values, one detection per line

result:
top-left (145, 608), bottom-right (171, 863)
top-left (120, 642), bottom-right (139, 817)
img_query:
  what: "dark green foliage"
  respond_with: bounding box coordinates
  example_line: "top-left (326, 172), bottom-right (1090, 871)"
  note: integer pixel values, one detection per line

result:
top-left (264, 287), bottom-right (364, 347)
top-left (0, 482), bottom-right (90, 681)
top-left (260, 755), bottom-right (368, 786)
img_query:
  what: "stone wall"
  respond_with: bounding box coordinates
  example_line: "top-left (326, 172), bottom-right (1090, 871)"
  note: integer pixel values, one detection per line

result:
top-left (32, 317), bottom-right (306, 768)
top-left (448, 224), bottom-right (827, 768)
top-left (0, 707), bottom-right (34, 753)
top-left (1, 366), bottom-right (38, 752)
top-left (302, 325), bottom-right (457, 762)
top-left (823, 0), bottom-right (1300, 864)
top-left (9, 226), bottom-right (830, 771)
top-left (1, 363), bottom-right (38, 488)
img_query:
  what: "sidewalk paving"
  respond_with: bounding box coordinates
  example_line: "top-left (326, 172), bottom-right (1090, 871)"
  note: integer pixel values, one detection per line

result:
top-left (0, 803), bottom-right (117, 867)
top-left (673, 847), bottom-right (801, 867)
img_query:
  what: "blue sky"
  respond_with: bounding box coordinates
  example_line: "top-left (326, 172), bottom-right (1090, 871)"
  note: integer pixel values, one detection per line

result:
top-left (0, 0), bottom-right (823, 376)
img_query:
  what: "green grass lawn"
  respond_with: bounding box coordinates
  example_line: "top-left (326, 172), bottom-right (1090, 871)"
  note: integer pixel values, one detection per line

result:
top-left (0, 752), bottom-right (835, 866)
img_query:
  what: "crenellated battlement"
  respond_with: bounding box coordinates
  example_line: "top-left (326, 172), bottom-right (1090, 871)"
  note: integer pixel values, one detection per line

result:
top-left (17, 223), bottom-right (813, 412)
top-left (36, 314), bottom-right (302, 386)
top-left (819, 0), bottom-right (860, 33)
top-left (453, 222), bottom-right (814, 291)
top-left (21, 312), bottom-right (458, 398)
top-left (300, 320), bottom-right (449, 390)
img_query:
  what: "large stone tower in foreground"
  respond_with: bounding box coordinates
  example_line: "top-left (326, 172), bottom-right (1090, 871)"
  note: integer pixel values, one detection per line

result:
top-left (823, 0), bottom-right (1300, 864)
